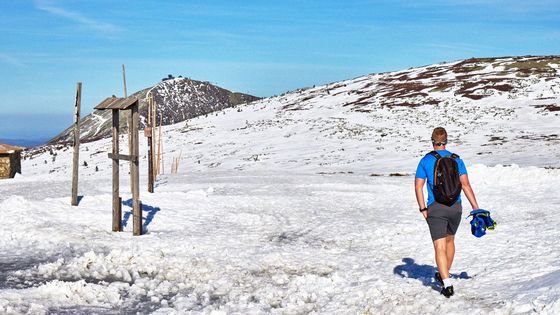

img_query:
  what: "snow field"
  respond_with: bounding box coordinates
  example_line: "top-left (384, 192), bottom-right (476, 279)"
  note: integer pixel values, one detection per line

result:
top-left (3, 56), bottom-right (560, 313)
top-left (0, 165), bottom-right (559, 314)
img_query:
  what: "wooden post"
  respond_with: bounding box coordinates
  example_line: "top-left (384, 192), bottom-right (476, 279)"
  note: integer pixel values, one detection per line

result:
top-left (152, 100), bottom-right (157, 180)
top-left (128, 108), bottom-right (134, 192)
top-left (123, 64), bottom-right (133, 191)
top-left (129, 107), bottom-right (135, 199)
top-left (131, 104), bottom-right (142, 236)
top-left (147, 134), bottom-right (154, 192)
top-left (158, 115), bottom-right (163, 174)
top-left (175, 150), bottom-right (182, 174)
top-left (71, 82), bottom-right (82, 206)
top-left (147, 94), bottom-right (154, 193)
top-left (122, 64), bottom-right (127, 98)
top-left (112, 109), bottom-right (122, 231)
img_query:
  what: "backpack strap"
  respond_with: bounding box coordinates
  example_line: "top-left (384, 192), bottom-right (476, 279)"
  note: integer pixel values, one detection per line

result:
top-left (428, 151), bottom-right (441, 160)
top-left (429, 151), bottom-right (442, 183)
top-left (430, 151), bottom-right (461, 160)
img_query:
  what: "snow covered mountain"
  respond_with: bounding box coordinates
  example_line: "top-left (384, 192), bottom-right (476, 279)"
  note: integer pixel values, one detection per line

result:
top-left (3, 56), bottom-right (560, 314)
top-left (48, 78), bottom-right (260, 144)
top-left (31, 55), bottom-right (560, 176)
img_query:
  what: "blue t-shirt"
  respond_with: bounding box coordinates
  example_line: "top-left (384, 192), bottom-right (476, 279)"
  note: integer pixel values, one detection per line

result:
top-left (415, 150), bottom-right (468, 206)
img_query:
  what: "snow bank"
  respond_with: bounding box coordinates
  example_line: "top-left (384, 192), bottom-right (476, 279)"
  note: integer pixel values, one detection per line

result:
top-left (469, 163), bottom-right (560, 186)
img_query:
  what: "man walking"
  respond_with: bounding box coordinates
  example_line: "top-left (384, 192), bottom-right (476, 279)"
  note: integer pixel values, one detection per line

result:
top-left (414, 127), bottom-right (480, 298)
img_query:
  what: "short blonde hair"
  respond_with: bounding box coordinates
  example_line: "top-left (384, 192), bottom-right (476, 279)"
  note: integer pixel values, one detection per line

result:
top-left (431, 127), bottom-right (447, 143)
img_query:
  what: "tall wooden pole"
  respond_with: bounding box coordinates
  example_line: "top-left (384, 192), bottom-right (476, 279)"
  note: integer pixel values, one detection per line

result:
top-left (147, 94), bottom-right (154, 193)
top-left (152, 99), bottom-right (157, 179)
top-left (127, 109), bottom-right (134, 192)
top-left (157, 115), bottom-right (163, 175)
top-left (71, 82), bottom-right (82, 206)
top-left (112, 109), bottom-right (122, 231)
top-left (122, 64), bottom-right (127, 98)
top-left (123, 64), bottom-right (134, 191)
top-left (131, 104), bottom-right (142, 235)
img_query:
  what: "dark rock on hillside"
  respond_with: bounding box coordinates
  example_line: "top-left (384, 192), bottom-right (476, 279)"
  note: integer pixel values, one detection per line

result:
top-left (321, 55), bottom-right (560, 111)
top-left (49, 78), bottom-right (259, 144)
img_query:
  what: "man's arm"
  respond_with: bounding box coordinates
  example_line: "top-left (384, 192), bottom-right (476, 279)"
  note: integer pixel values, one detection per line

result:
top-left (415, 178), bottom-right (428, 219)
top-left (460, 174), bottom-right (479, 210)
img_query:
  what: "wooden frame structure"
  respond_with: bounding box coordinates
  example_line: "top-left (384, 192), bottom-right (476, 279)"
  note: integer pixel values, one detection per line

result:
top-left (95, 96), bottom-right (142, 236)
top-left (71, 82), bottom-right (81, 206)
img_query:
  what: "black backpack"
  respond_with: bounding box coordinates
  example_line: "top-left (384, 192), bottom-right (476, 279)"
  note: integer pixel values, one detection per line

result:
top-left (429, 151), bottom-right (462, 206)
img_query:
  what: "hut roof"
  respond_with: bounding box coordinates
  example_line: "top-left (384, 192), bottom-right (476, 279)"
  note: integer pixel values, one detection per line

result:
top-left (0, 143), bottom-right (24, 154)
top-left (94, 96), bottom-right (138, 110)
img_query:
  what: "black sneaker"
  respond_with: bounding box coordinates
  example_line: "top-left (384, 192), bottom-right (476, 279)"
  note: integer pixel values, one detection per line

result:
top-left (435, 272), bottom-right (444, 286)
top-left (441, 285), bottom-right (454, 298)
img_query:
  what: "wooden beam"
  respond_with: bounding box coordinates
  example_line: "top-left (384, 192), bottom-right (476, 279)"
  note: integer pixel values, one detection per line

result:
top-left (112, 109), bottom-right (121, 232)
top-left (94, 96), bottom-right (138, 110)
top-left (107, 153), bottom-right (138, 162)
top-left (131, 104), bottom-right (142, 235)
top-left (71, 82), bottom-right (82, 206)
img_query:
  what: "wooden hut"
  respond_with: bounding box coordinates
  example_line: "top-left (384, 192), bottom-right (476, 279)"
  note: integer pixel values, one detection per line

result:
top-left (0, 143), bottom-right (23, 179)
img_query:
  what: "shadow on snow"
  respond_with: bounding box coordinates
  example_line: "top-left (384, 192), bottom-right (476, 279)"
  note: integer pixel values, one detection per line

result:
top-left (121, 199), bottom-right (161, 233)
top-left (393, 257), bottom-right (470, 291)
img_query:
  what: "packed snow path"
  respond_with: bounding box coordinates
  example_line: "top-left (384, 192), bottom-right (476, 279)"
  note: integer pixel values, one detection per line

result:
top-left (0, 165), bottom-right (559, 314)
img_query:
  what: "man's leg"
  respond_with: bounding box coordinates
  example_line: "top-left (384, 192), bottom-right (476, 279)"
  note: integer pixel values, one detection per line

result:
top-left (433, 238), bottom-right (449, 279)
top-left (445, 235), bottom-right (455, 272)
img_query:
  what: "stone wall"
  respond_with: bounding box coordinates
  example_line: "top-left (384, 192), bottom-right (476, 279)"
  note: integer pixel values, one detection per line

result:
top-left (0, 155), bottom-right (10, 179)
top-left (0, 153), bottom-right (21, 179)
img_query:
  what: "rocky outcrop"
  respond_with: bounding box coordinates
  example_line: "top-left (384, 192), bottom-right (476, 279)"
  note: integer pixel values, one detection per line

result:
top-left (49, 78), bottom-right (260, 144)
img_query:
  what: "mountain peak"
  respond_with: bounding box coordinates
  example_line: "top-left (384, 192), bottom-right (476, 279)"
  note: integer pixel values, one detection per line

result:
top-left (49, 79), bottom-right (260, 144)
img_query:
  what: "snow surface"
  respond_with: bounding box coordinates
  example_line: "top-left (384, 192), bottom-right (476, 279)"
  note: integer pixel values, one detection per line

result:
top-left (2, 57), bottom-right (560, 314)
top-left (1, 165), bottom-right (560, 314)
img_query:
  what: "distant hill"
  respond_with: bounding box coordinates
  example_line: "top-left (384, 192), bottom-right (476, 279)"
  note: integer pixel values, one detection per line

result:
top-left (27, 55), bottom-right (560, 175)
top-left (48, 78), bottom-right (260, 144)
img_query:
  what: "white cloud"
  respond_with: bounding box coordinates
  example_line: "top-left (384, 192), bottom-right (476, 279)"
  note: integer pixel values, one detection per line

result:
top-left (34, 0), bottom-right (120, 36)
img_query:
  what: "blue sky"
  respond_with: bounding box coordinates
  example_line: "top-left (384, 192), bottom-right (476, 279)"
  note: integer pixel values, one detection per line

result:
top-left (1, 0), bottom-right (559, 141)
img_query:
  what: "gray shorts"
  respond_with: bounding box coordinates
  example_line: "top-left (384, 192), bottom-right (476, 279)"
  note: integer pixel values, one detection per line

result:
top-left (426, 202), bottom-right (462, 241)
